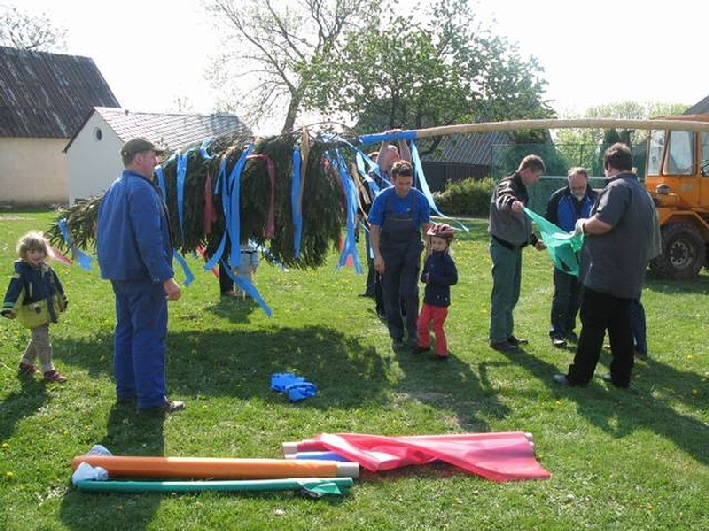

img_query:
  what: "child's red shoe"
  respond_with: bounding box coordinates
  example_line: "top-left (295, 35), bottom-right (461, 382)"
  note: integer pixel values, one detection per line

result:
top-left (18, 362), bottom-right (38, 374)
top-left (43, 370), bottom-right (67, 383)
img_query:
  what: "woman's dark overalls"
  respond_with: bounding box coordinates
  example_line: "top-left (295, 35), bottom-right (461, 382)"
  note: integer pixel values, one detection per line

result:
top-left (380, 191), bottom-right (424, 343)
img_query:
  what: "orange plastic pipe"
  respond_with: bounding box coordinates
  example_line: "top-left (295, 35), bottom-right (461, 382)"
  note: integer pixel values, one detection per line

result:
top-left (71, 455), bottom-right (359, 479)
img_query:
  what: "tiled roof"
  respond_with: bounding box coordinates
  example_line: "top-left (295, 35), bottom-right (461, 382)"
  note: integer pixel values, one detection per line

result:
top-left (82, 107), bottom-right (252, 152)
top-left (683, 95), bottom-right (709, 115)
top-left (0, 46), bottom-right (120, 138)
top-left (420, 131), bottom-right (511, 165)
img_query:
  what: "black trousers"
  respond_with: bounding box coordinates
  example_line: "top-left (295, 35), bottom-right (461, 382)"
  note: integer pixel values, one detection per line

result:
top-left (567, 287), bottom-right (634, 387)
top-left (550, 269), bottom-right (581, 337)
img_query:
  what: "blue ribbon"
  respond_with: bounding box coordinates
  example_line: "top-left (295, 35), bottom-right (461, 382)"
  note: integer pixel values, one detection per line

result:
top-left (213, 155), bottom-right (226, 195)
top-left (57, 218), bottom-right (93, 270)
top-left (361, 221), bottom-right (374, 259)
top-left (291, 146), bottom-right (303, 258)
top-left (176, 153), bottom-right (188, 244)
top-left (222, 259), bottom-right (273, 317)
top-left (329, 149), bottom-right (362, 274)
top-left (203, 145), bottom-right (253, 272)
top-left (358, 129), bottom-right (418, 146)
top-left (410, 140), bottom-right (469, 233)
top-left (153, 157), bottom-right (194, 287)
top-left (172, 249), bottom-right (194, 286)
top-left (154, 165), bottom-right (166, 193)
top-left (293, 451), bottom-right (348, 461)
top-left (202, 158), bottom-right (229, 272)
top-left (228, 144), bottom-right (253, 269)
top-left (154, 154), bottom-right (176, 196)
top-left (200, 138), bottom-right (212, 160)
top-left (355, 151), bottom-right (388, 194)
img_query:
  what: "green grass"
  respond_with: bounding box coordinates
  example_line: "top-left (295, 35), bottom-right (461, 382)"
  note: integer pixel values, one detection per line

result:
top-left (1, 211), bottom-right (708, 530)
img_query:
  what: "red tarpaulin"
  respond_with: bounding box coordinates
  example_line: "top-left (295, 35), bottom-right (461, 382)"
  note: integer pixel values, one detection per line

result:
top-left (285, 432), bottom-right (550, 482)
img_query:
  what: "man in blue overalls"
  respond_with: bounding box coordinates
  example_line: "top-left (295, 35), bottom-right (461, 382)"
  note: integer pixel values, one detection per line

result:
top-left (368, 160), bottom-right (431, 350)
top-left (544, 167), bottom-right (597, 347)
top-left (97, 138), bottom-right (184, 413)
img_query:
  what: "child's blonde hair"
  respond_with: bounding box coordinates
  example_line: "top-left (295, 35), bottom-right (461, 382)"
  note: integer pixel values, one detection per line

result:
top-left (17, 231), bottom-right (49, 260)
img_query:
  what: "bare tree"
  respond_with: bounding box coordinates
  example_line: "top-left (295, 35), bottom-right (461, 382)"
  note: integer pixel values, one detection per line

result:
top-left (0, 6), bottom-right (67, 52)
top-left (208, 0), bottom-right (374, 133)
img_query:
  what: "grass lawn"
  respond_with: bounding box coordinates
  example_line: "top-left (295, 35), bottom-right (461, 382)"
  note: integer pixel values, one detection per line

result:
top-left (0, 211), bottom-right (707, 531)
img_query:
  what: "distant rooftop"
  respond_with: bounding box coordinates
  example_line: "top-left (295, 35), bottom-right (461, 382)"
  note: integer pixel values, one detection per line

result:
top-left (64, 107), bottom-right (252, 152)
top-left (683, 95), bottom-right (709, 115)
top-left (0, 46), bottom-right (120, 138)
top-left (421, 131), bottom-right (511, 165)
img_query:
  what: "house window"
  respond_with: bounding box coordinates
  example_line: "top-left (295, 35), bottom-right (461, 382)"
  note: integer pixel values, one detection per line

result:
top-left (94, 127), bottom-right (103, 141)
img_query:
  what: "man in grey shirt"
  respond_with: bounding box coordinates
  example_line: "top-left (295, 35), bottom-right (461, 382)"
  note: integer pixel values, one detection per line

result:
top-left (554, 143), bottom-right (656, 388)
top-left (488, 154), bottom-right (546, 353)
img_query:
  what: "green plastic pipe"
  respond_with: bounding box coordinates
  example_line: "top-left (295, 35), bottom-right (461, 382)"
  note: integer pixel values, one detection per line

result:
top-left (75, 477), bottom-right (353, 494)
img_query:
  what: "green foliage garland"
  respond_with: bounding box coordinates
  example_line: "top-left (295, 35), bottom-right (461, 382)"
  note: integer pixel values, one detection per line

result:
top-left (48, 132), bottom-right (348, 270)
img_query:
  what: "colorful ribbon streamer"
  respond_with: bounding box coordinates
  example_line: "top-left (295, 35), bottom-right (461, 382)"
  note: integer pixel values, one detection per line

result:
top-left (176, 153), bottom-right (188, 244)
top-left (154, 159), bottom-right (195, 286)
top-left (291, 146), bottom-right (303, 258)
top-left (328, 150), bottom-right (362, 274)
top-left (222, 259), bottom-right (272, 317)
top-left (57, 218), bottom-right (93, 270)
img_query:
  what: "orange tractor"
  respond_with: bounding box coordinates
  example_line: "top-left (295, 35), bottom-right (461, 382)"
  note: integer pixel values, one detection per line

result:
top-left (645, 115), bottom-right (709, 278)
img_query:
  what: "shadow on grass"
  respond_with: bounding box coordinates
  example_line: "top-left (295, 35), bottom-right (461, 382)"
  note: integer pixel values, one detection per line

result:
top-left (204, 296), bottom-right (262, 323)
top-left (52, 324), bottom-right (393, 409)
top-left (59, 407), bottom-right (165, 531)
top-left (392, 347), bottom-right (511, 432)
top-left (496, 346), bottom-right (709, 467)
top-left (644, 272), bottom-right (709, 294)
top-left (0, 375), bottom-right (50, 443)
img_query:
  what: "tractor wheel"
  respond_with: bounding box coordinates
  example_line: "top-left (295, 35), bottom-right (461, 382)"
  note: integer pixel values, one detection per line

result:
top-left (649, 223), bottom-right (706, 279)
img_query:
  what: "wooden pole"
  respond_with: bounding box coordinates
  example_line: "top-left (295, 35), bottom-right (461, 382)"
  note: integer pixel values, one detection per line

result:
top-left (412, 118), bottom-right (709, 139)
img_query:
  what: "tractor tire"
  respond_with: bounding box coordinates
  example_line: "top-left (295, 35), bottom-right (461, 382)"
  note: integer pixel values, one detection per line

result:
top-left (649, 223), bottom-right (706, 279)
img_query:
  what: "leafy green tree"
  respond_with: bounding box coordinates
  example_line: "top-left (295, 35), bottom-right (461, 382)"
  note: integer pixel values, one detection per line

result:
top-left (555, 101), bottom-right (690, 175)
top-left (207, 0), bottom-right (375, 133)
top-left (0, 6), bottom-right (67, 52)
top-left (304, 0), bottom-right (553, 145)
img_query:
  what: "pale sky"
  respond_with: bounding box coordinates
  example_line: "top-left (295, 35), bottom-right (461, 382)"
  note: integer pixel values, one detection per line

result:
top-left (5, 0), bottom-right (709, 134)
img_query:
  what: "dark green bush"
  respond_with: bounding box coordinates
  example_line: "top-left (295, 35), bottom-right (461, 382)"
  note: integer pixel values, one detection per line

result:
top-left (433, 177), bottom-right (492, 217)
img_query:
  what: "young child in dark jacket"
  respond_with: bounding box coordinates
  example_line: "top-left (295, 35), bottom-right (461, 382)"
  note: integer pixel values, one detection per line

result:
top-left (415, 224), bottom-right (458, 360)
top-left (1, 231), bottom-right (68, 382)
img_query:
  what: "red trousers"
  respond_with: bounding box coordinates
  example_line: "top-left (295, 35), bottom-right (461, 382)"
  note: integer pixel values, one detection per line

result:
top-left (417, 303), bottom-right (449, 356)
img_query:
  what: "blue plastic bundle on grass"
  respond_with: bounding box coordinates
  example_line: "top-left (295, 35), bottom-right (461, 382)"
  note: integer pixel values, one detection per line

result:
top-left (271, 372), bottom-right (317, 402)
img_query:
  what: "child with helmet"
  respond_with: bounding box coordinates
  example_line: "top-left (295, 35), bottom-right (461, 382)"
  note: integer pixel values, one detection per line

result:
top-left (414, 223), bottom-right (458, 360)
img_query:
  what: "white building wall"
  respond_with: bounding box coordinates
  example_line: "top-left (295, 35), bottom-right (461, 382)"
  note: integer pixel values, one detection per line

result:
top-left (66, 114), bottom-right (123, 204)
top-left (0, 138), bottom-right (69, 206)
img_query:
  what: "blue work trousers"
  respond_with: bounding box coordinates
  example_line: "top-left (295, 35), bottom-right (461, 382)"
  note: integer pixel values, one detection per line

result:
top-left (111, 279), bottom-right (168, 408)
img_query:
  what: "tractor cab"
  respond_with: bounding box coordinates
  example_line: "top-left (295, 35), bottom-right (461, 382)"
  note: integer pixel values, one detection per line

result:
top-left (645, 115), bottom-right (709, 278)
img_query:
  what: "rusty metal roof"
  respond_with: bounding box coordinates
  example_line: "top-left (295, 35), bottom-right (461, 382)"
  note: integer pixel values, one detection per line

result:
top-left (420, 131), bottom-right (511, 165)
top-left (64, 107), bottom-right (252, 153)
top-left (0, 46), bottom-right (120, 138)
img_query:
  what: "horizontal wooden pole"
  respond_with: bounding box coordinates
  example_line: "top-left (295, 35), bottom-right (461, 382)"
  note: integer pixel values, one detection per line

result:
top-left (413, 118), bottom-right (709, 138)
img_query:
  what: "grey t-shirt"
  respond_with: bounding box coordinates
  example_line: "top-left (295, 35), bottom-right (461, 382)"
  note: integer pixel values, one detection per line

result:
top-left (579, 173), bottom-right (656, 299)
